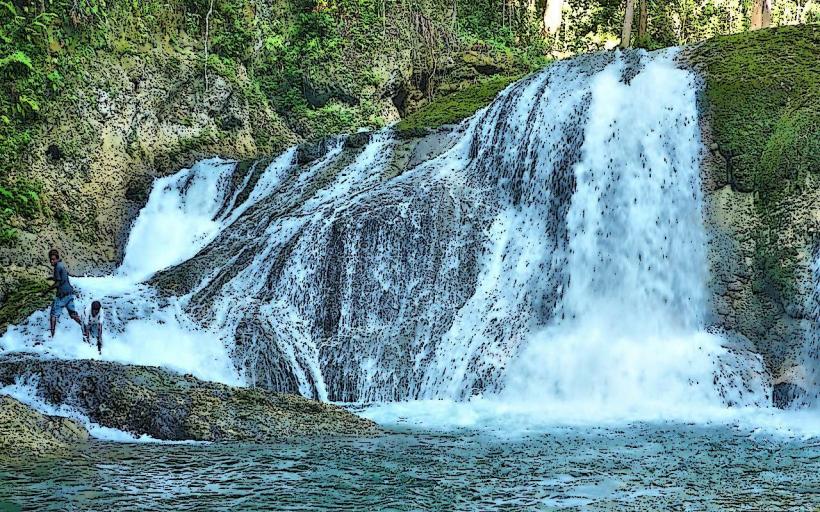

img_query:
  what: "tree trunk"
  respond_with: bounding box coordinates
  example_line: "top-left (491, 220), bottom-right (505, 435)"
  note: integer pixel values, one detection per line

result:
top-left (751, 0), bottom-right (764, 29)
top-left (762, 0), bottom-right (772, 28)
top-left (620, 0), bottom-right (636, 48)
top-left (542, 0), bottom-right (564, 35)
top-left (638, 0), bottom-right (648, 42)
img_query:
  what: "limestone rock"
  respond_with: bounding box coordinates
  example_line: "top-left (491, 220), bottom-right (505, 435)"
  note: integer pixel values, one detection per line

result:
top-left (0, 354), bottom-right (378, 442)
top-left (0, 395), bottom-right (89, 460)
top-left (772, 382), bottom-right (806, 409)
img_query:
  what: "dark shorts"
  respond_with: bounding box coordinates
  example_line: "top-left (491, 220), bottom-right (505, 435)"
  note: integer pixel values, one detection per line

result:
top-left (50, 295), bottom-right (77, 318)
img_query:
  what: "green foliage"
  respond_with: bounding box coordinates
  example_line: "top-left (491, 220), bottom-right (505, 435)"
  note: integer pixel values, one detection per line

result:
top-left (552, 0), bottom-right (820, 53)
top-left (0, 50), bottom-right (32, 71)
top-left (0, 179), bottom-right (41, 246)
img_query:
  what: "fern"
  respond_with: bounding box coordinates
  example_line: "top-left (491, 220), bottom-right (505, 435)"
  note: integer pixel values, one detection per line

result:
top-left (0, 50), bottom-right (32, 72)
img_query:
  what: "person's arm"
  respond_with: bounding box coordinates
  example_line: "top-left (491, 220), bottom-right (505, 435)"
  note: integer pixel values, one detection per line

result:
top-left (46, 269), bottom-right (57, 291)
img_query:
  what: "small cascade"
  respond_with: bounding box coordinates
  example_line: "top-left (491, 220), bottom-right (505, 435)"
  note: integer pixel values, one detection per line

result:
top-left (1, 48), bottom-right (776, 418)
top-left (798, 249), bottom-right (820, 406)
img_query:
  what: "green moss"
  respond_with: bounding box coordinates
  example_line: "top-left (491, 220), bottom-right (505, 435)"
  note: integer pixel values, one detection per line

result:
top-left (396, 74), bottom-right (523, 135)
top-left (696, 25), bottom-right (819, 195)
top-left (694, 24), bottom-right (820, 303)
top-left (0, 277), bottom-right (51, 331)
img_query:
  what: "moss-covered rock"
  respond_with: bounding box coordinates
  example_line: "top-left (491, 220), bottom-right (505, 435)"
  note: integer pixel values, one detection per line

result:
top-left (0, 275), bottom-right (51, 336)
top-left (0, 395), bottom-right (89, 460)
top-left (0, 354), bottom-right (378, 441)
top-left (395, 74), bottom-right (523, 135)
top-left (691, 25), bottom-right (819, 195)
top-left (689, 24), bottom-right (820, 378)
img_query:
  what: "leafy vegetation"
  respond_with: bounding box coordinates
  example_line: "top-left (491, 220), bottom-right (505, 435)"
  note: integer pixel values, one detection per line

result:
top-left (0, 0), bottom-right (816, 249)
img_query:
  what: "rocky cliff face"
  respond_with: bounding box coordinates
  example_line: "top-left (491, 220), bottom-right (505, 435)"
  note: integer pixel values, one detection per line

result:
top-left (1, 20), bottom-right (817, 400)
top-left (0, 38), bottom-right (521, 330)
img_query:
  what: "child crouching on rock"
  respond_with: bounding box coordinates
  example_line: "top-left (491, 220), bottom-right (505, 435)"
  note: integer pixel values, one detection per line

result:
top-left (84, 300), bottom-right (103, 354)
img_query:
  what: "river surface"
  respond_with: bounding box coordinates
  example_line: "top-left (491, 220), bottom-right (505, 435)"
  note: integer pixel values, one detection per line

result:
top-left (1, 422), bottom-right (818, 511)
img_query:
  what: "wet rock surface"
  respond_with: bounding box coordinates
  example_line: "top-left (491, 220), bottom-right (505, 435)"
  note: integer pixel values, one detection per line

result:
top-left (0, 354), bottom-right (378, 442)
top-left (0, 395), bottom-right (89, 460)
top-left (772, 382), bottom-right (806, 409)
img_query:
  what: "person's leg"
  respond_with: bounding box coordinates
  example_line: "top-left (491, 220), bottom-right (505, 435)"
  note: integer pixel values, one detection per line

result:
top-left (49, 298), bottom-right (61, 337)
top-left (65, 297), bottom-right (83, 328)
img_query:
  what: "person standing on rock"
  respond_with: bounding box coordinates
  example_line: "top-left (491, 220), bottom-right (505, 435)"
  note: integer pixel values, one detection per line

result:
top-left (47, 248), bottom-right (84, 338)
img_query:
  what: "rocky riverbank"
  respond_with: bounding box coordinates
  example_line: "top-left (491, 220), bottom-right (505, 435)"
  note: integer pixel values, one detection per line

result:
top-left (0, 354), bottom-right (377, 444)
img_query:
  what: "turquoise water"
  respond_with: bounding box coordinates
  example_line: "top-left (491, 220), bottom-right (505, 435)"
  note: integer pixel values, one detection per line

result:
top-left (1, 423), bottom-right (818, 511)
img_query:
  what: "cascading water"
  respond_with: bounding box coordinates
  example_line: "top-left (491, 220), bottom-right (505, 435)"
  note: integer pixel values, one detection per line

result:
top-left (1, 48), bottom-right (781, 422)
top-left (796, 249), bottom-right (820, 407)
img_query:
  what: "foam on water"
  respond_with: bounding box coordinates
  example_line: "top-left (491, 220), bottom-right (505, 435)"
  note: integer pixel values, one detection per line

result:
top-left (0, 48), bottom-right (816, 434)
top-left (358, 399), bottom-right (820, 439)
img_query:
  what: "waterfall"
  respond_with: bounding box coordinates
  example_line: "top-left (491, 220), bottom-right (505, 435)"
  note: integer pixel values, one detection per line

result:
top-left (1, 48), bottom-right (775, 418)
top-left (797, 249), bottom-right (820, 406)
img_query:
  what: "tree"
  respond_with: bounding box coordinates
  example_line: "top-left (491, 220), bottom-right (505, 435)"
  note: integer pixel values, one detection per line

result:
top-left (751, 0), bottom-right (773, 29)
top-left (637, 0), bottom-right (648, 43)
top-left (621, 0), bottom-right (636, 48)
top-left (762, 0), bottom-right (773, 28)
top-left (543, 0), bottom-right (564, 35)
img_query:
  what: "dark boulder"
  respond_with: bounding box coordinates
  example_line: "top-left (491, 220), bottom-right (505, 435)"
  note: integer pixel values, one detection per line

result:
top-left (296, 138), bottom-right (332, 166)
top-left (772, 381), bottom-right (807, 409)
top-left (344, 131), bottom-right (371, 149)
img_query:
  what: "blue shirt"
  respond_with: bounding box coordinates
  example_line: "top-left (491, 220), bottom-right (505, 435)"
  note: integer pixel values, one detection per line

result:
top-left (53, 261), bottom-right (74, 297)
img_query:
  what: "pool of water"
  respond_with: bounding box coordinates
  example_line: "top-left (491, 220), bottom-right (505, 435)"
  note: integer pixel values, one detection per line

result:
top-left (1, 423), bottom-right (818, 511)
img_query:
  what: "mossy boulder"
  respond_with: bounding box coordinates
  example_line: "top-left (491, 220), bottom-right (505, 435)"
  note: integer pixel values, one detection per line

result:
top-left (689, 24), bottom-right (820, 378)
top-left (0, 354), bottom-right (378, 442)
top-left (0, 275), bottom-right (51, 336)
top-left (0, 395), bottom-right (89, 460)
top-left (395, 74), bottom-right (524, 136)
top-left (691, 25), bottom-right (819, 195)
